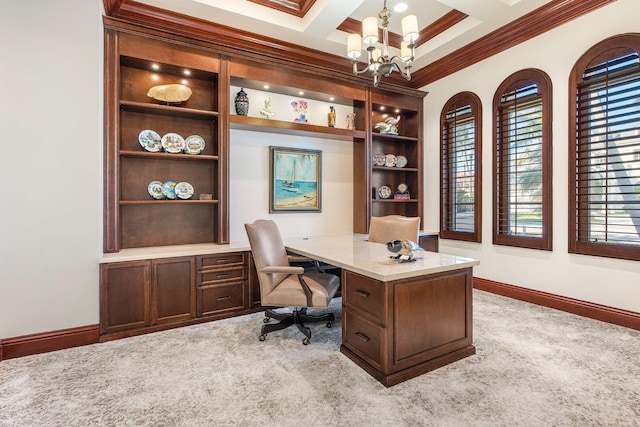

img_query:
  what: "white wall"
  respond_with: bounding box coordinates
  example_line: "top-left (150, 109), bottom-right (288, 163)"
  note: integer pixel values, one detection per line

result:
top-left (422, 0), bottom-right (640, 312)
top-left (0, 0), bottom-right (104, 338)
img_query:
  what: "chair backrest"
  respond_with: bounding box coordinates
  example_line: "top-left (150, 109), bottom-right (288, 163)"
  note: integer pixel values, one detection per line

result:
top-left (245, 220), bottom-right (290, 298)
top-left (368, 215), bottom-right (420, 244)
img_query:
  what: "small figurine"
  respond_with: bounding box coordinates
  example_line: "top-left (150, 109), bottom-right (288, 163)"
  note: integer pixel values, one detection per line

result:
top-left (346, 112), bottom-right (356, 130)
top-left (374, 115), bottom-right (401, 135)
top-left (260, 98), bottom-right (275, 119)
top-left (328, 106), bottom-right (336, 127)
top-left (291, 99), bottom-right (309, 123)
top-left (386, 239), bottom-right (424, 262)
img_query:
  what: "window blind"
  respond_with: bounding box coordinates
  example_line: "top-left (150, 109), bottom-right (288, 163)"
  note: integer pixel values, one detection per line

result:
top-left (442, 104), bottom-right (476, 233)
top-left (574, 52), bottom-right (640, 248)
top-left (496, 83), bottom-right (544, 238)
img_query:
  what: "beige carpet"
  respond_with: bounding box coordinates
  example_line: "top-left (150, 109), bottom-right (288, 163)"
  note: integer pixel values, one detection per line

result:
top-left (1, 290), bottom-right (639, 426)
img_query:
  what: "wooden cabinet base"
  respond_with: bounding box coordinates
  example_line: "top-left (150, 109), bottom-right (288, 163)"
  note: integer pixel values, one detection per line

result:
top-left (340, 343), bottom-right (476, 387)
top-left (340, 268), bottom-right (475, 387)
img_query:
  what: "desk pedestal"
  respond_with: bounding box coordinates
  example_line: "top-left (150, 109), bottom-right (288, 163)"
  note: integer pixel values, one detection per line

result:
top-left (340, 267), bottom-right (475, 387)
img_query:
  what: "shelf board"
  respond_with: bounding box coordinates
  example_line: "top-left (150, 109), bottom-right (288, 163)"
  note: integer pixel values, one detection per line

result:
top-left (373, 166), bottom-right (419, 172)
top-left (120, 100), bottom-right (218, 120)
top-left (120, 150), bottom-right (218, 161)
top-left (230, 115), bottom-right (366, 141)
top-left (372, 199), bottom-right (419, 203)
top-left (120, 200), bottom-right (219, 205)
top-left (372, 133), bottom-right (419, 142)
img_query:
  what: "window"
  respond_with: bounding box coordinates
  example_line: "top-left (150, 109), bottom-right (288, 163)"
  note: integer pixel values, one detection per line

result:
top-left (569, 35), bottom-right (640, 261)
top-left (493, 69), bottom-right (552, 250)
top-left (440, 92), bottom-right (482, 242)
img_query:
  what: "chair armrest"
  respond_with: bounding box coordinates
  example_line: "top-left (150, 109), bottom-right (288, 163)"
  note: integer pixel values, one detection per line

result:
top-left (287, 254), bottom-right (311, 263)
top-left (260, 265), bottom-right (305, 275)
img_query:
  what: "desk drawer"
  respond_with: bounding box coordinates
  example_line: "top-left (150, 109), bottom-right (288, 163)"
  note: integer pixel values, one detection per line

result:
top-left (197, 282), bottom-right (245, 316)
top-left (198, 252), bottom-right (245, 269)
top-left (343, 271), bottom-right (383, 321)
top-left (343, 309), bottom-right (383, 367)
top-left (200, 266), bottom-right (246, 284)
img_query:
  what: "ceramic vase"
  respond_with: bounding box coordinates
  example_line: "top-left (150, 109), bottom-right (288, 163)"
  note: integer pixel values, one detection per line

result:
top-left (234, 88), bottom-right (249, 116)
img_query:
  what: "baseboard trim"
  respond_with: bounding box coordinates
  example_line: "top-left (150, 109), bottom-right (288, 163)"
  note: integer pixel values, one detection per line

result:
top-left (0, 325), bottom-right (99, 361)
top-left (473, 277), bottom-right (640, 331)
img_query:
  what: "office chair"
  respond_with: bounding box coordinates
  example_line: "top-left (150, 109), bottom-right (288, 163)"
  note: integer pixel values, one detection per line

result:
top-left (368, 215), bottom-right (420, 244)
top-left (245, 219), bottom-right (340, 345)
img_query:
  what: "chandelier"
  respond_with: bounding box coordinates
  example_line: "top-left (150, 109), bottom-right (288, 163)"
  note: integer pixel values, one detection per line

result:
top-left (346, 0), bottom-right (419, 87)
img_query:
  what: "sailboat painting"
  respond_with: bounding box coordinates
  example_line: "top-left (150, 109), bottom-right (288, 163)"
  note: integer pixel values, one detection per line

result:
top-left (270, 146), bottom-right (322, 212)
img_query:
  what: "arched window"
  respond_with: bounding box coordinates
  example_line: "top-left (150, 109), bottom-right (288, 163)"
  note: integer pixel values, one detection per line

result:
top-left (493, 69), bottom-right (553, 250)
top-left (440, 92), bottom-right (482, 242)
top-left (569, 34), bottom-right (640, 261)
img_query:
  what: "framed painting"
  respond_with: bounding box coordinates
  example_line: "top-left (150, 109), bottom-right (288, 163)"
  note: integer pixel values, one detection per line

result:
top-left (269, 146), bottom-right (322, 213)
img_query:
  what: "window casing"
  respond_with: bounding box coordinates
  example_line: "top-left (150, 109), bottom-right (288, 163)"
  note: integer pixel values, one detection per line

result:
top-left (569, 34), bottom-right (640, 261)
top-left (440, 92), bottom-right (482, 242)
top-left (493, 69), bottom-right (553, 250)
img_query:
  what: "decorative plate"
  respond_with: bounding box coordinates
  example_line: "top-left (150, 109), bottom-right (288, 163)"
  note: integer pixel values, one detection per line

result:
top-left (397, 183), bottom-right (408, 194)
top-left (378, 185), bottom-right (392, 199)
top-left (184, 135), bottom-right (205, 155)
top-left (161, 133), bottom-right (185, 154)
top-left (139, 129), bottom-right (162, 152)
top-left (373, 153), bottom-right (386, 166)
top-left (162, 181), bottom-right (177, 199)
top-left (396, 155), bottom-right (408, 168)
top-left (175, 181), bottom-right (194, 200)
top-left (385, 154), bottom-right (397, 167)
top-left (147, 180), bottom-right (165, 199)
top-left (147, 83), bottom-right (192, 104)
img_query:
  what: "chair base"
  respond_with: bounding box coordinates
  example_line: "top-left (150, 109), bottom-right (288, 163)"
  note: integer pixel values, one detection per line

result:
top-left (259, 308), bottom-right (334, 345)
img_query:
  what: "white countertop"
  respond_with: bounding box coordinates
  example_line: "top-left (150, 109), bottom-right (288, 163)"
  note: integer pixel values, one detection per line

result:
top-left (99, 241), bottom-right (252, 263)
top-left (285, 235), bottom-right (479, 282)
top-left (99, 231), bottom-right (440, 264)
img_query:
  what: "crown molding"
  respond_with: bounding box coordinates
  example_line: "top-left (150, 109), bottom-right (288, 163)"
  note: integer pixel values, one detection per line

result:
top-left (104, 0), bottom-right (615, 90)
top-left (411, 0), bottom-right (616, 88)
top-left (248, 0), bottom-right (317, 18)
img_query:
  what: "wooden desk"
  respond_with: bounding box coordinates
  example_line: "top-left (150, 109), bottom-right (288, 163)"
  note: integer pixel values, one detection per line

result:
top-left (285, 236), bottom-right (479, 387)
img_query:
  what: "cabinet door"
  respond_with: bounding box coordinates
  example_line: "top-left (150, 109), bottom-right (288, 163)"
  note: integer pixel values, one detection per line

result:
top-left (152, 257), bottom-right (196, 325)
top-left (100, 261), bottom-right (151, 335)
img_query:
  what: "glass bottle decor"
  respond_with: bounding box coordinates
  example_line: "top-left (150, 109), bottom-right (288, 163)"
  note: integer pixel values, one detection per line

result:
top-left (234, 88), bottom-right (249, 116)
top-left (328, 106), bottom-right (336, 127)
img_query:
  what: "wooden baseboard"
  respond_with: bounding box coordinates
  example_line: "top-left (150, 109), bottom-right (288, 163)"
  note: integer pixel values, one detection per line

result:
top-left (473, 277), bottom-right (640, 331)
top-left (0, 325), bottom-right (99, 361)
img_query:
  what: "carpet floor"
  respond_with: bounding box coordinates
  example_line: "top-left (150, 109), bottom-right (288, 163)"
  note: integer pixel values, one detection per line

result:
top-left (1, 290), bottom-right (639, 427)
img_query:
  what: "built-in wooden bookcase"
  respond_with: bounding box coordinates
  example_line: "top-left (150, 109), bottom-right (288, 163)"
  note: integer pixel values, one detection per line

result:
top-left (104, 29), bottom-right (228, 252)
top-left (353, 89), bottom-right (425, 233)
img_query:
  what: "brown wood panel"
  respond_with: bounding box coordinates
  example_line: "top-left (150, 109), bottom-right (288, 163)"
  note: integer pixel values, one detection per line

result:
top-left (418, 235), bottom-right (439, 253)
top-left (100, 261), bottom-right (150, 334)
top-left (198, 252), bottom-right (245, 269)
top-left (394, 272), bottom-right (469, 363)
top-left (0, 325), bottom-right (99, 361)
top-left (474, 277), bottom-right (640, 331)
top-left (118, 31), bottom-right (220, 74)
top-left (248, 0), bottom-right (316, 18)
top-left (152, 257), bottom-right (196, 325)
top-left (120, 204), bottom-right (216, 248)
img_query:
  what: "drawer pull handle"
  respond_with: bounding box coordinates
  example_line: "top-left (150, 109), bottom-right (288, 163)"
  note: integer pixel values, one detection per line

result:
top-left (216, 259), bottom-right (230, 264)
top-left (355, 290), bottom-right (369, 298)
top-left (217, 295), bottom-right (231, 301)
top-left (216, 274), bottom-right (231, 279)
top-left (355, 332), bottom-right (370, 342)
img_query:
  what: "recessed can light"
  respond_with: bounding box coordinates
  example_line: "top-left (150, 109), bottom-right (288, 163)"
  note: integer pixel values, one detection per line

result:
top-left (394, 3), bottom-right (408, 13)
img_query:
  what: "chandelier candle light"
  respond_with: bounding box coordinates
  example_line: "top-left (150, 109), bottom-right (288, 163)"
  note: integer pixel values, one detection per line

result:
top-left (347, 0), bottom-right (419, 86)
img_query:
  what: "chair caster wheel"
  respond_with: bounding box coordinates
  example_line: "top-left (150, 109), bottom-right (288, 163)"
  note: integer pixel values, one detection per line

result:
top-left (263, 317), bottom-right (270, 323)
top-left (326, 321), bottom-right (332, 328)
top-left (302, 337), bottom-right (310, 345)
top-left (259, 334), bottom-right (266, 341)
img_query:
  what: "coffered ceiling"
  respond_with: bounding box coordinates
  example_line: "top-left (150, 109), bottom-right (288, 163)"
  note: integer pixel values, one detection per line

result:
top-left (104, 0), bottom-right (615, 88)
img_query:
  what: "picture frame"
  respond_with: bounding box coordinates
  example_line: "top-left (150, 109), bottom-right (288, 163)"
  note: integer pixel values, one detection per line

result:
top-left (269, 146), bottom-right (322, 213)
